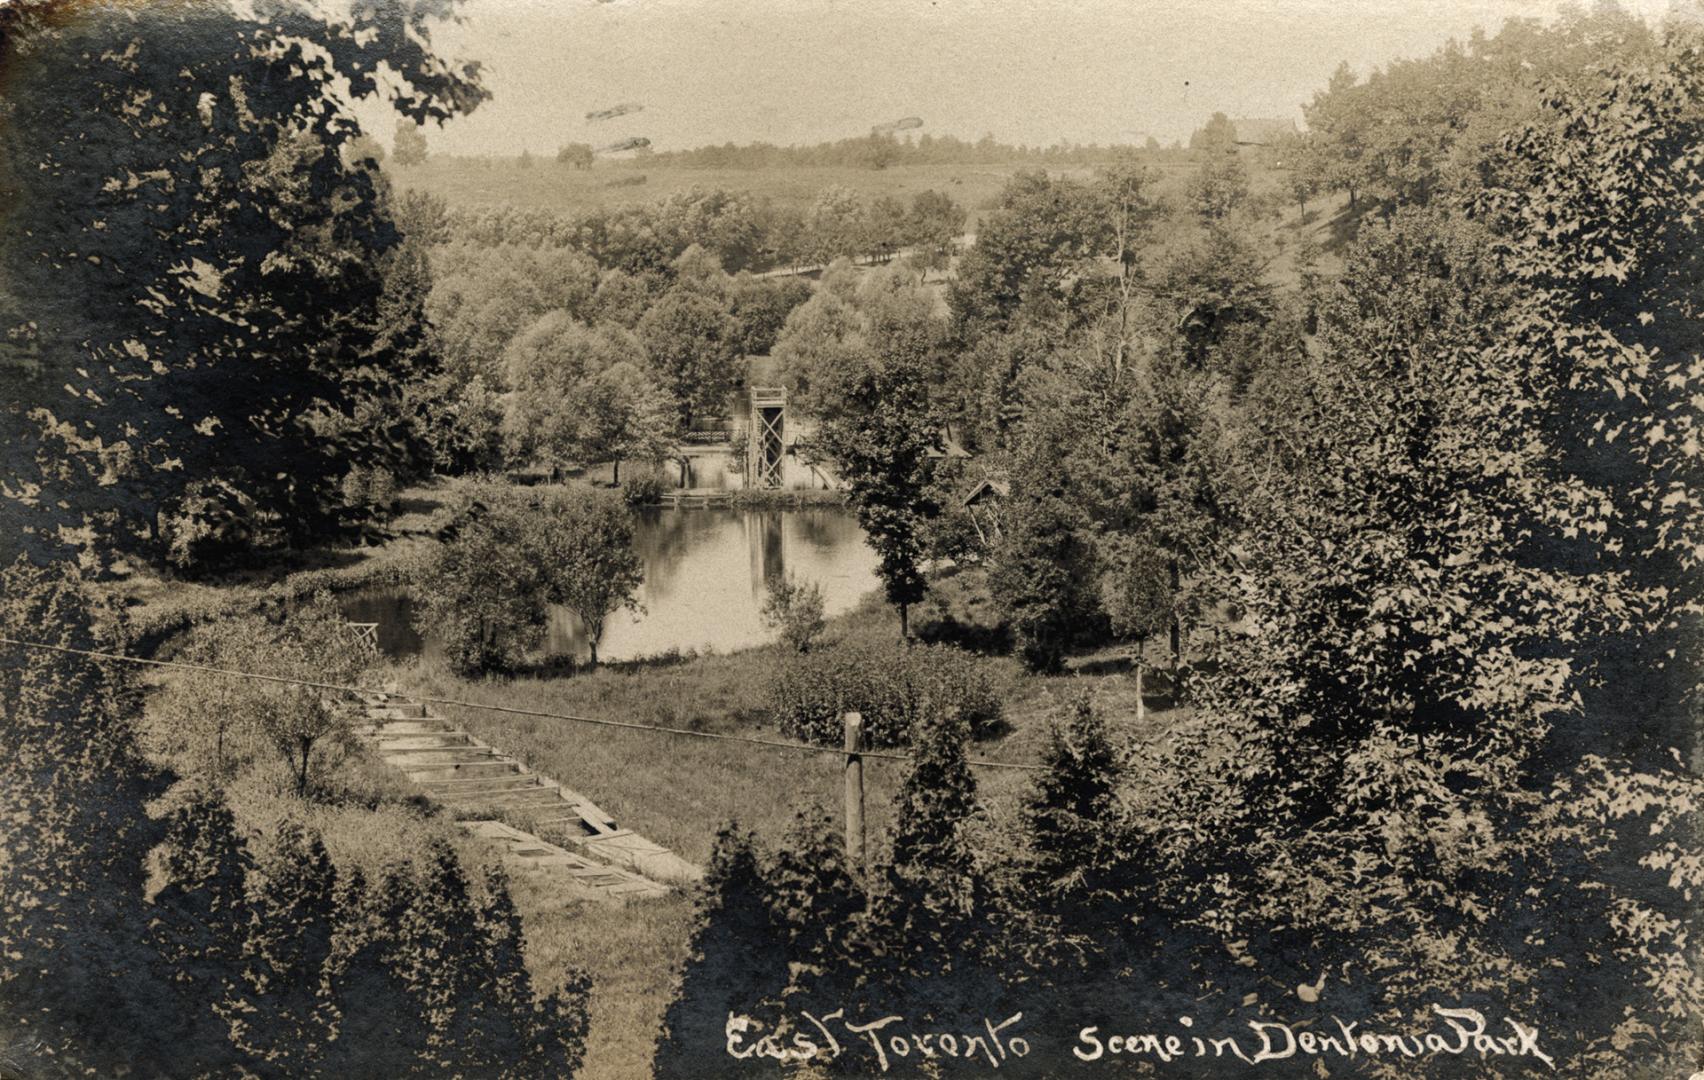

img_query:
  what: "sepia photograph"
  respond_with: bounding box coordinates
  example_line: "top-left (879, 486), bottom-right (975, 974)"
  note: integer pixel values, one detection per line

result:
top-left (1, 0), bottom-right (1700, 1075)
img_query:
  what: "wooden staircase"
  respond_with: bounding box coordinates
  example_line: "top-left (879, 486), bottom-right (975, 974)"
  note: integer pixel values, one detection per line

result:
top-left (355, 691), bottom-right (701, 903)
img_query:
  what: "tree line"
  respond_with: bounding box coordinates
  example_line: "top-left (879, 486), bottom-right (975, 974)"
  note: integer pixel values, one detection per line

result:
top-left (436, 184), bottom-right (967, 273)
top-left (635, 130), bottom-right (1172, 171)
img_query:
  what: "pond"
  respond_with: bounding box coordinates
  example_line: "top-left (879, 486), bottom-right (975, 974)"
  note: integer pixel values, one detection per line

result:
top-left (339, 507), bottom-right (879, 665)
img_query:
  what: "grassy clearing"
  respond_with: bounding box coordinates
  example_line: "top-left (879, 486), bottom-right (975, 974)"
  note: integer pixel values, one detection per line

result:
top-left (399, 593), bottom-right (923, 864)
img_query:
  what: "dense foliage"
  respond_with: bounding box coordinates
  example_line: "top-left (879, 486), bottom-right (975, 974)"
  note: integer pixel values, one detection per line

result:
top-left (0, 559), bottom-right (591, 1077)
top-left (0, 0), bottom-right (484, 570)
top-left (766, 640), bottom-right (1003, 747)
top-left (658, 19), bottom-right (1704, 1078)
top-left (414, 484), bottom-right (643, 673)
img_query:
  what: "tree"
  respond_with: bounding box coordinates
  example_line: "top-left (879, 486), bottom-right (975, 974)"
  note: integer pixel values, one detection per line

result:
top-left (863, 193), bottom-right (909, 261)
top-left (591, 268), bottom-right (666, 328)
top-left (759, 573), bottom-right (826, 653)
top-left (1184, 113), bottom-right (1249, 221)
top-left (905, 189), bottom-right (968, 266)
top-left (149, 791), bottom-right (255, 1076)
top-left (245, 595), bottom-right (369, 797)
top-left (415, 485), bottom-right (643, 672)
top-left (765, 806), bottom-right (865, 995)
top-left (0, 0), bottom-right (485, 567)
top-left (816, 346), bottom-right (942, 640)
top-left (949, 170), bottom-right (1109, 337)
top-left (229, 821), bottom-right (340, 1075)
top-left (535, 488), bottom-right (645, 667)
top-left (143, 619), bottom-right (275, 783)
top-left (1097, 534), bottom-right (1170, 714)
top-left (728, 274), bottom-right (812, 356)
top-left (500, 314), bottom-right (647, 471)
top-left (414, 493), bottom-right (551, 675)
top-left (1013, 697), bottom-right (1136, 961)
top-left (321, 867), bottom-right (439, 1076)
top-left (653, 825), bottom-right (788, 1080)
top-left (556, 142), bottom-right (595, 169)
top-left (781, 266), bottom-right (949, 639)
top-left (393, 121), bottom-right (430, 166)
top-left (414, 372), bottom-right (506, 475)
top-left (657, 190), bottom-right (767, 273)
top-left (858, 708), bottom-right (1001, 1021)
top-left (637, 290), bottom-right (743, 429)
top-left (804, 185), bottom-right (869, 264)
top-left (0, 558), bottom-right (171, 1075)
top-left (768, 263), bottom-right (866, 415)
top-left (429, 244), bottom-right (601, 385)
top-left (579, 361), bottom-right (679, 485)
top-left (986, 419), bottom-right (1102, 672)
top-left (472, 864), bottom-right (592, 1078)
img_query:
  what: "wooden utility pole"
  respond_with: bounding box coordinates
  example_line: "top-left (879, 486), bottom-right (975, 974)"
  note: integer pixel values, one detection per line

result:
top-left (843, 712), bottom-right (866, 873)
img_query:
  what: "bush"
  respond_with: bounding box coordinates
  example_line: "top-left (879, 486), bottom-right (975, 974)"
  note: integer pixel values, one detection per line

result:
top-left (339, 466), bottom-right (398, 512)
top-left (759, 573), bottom-right (825, 653)
top-left (766, 641), bottom-right (1002, 748)
top-left (620, 468), bottom-right (665, 506)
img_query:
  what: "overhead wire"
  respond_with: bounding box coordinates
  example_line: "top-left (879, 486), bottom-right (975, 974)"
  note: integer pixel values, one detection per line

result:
top-left (0, 636), bottom-right (1044, 772)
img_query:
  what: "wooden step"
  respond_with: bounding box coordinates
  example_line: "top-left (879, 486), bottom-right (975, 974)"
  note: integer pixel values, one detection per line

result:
top-left (382, 747), bottom-right (503, 766)
top-left (404, 760), bottom-right (524, 781)
top-left (531, 813), bottom-right (608, 837)
top-left (440, 787), bottom-right (566, 810)
top-left (359, 720), bottom-right (457, 736)
top-left (366, 702), bottom-right (430, 720)
top-left (416, 775), bottom-right (545, 796)
top-left (373, 732), bottom-right (477, 750)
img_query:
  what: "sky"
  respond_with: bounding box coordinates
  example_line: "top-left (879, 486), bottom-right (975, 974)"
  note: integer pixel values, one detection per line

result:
top-left (385, 0), bottom-right (1673, 156)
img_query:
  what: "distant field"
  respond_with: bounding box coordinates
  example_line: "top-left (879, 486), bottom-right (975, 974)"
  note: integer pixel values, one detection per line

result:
top-left (394, 157), bottom-right (1203, 226)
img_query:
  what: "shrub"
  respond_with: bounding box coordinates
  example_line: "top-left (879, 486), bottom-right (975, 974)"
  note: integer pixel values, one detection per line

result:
top-left (759, 573), bottom-right (825, 653)
top-left (620, 468), bottom-right (665, 506)
top-left (766, 641), bottom-right (1002, 748)
top-left (339, 466), bottom-right (398, 512)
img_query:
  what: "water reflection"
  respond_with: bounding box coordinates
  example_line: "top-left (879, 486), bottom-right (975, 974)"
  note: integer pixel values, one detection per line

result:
top-left (342, 508), bottom-right (877, 665)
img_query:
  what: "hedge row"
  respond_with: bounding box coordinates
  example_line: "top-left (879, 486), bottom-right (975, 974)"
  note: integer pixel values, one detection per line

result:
top-left (766, 640), bottom-right (1003, 748)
